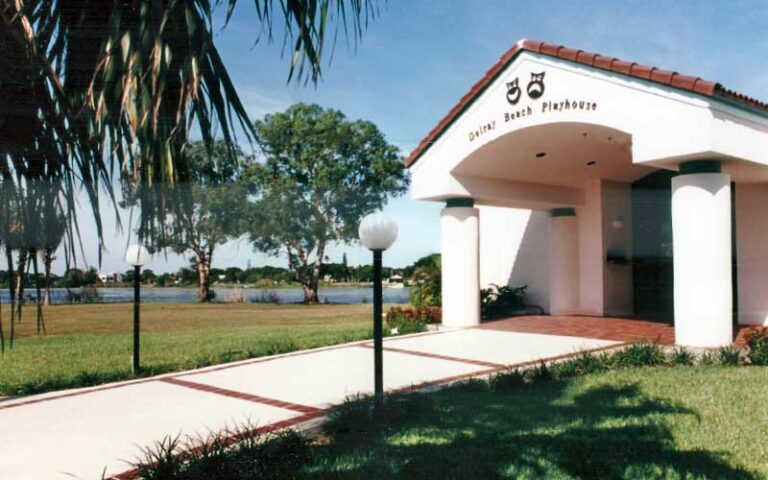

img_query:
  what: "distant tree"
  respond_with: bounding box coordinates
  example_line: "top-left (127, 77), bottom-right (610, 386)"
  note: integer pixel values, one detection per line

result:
top-left (156, 273), bottom-right (175, 287)
top-left (355, 264), bottom-right (375, 283)
top-left (131, 142), bottom-right (249, 302)
top-left (122, 269), bottom-right (136, 284)
top-left (320, 262), bottom-right (350, 282)
top-left (83, 268), bottom-right (99, 286)
top-left (341, 253), bottom-right (350, 282)
top-left (247, 104), bottom-right (409, 303)
top-left (177, 266), bottom-right (197, 285)
top-left (65, 268), bottom-right (89, 288)
top-left (224, 267), bottom-right (244, 284)
top-left (141, 269), bottom-right (157, 284)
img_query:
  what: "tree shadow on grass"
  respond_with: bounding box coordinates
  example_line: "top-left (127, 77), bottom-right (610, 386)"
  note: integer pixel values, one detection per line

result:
top-left (306, 382), bottom-right (757, 480)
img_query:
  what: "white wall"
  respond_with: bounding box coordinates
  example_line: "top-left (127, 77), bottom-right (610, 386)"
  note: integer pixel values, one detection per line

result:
top-left (577, 180), bottom-right (604, 315)
top-left (478, 206), bottom-right (550, 312)
top-left (736, 183), bottom-right (768, 326)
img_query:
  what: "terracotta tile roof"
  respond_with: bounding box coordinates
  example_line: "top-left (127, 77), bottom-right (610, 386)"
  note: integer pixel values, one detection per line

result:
top-left (405, 39), bottom-right (768, 168)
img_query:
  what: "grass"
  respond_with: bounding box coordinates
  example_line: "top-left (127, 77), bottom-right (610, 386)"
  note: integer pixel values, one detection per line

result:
top-left (0, 302), bottom-right (378, 396)
top-left (311, 366), bottom-right (768, 479)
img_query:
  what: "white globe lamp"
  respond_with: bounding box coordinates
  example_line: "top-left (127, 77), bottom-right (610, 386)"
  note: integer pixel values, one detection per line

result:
top-left (358, 212), bottom-right (398, 251)
top-left (358, 212), bottom-right (398, 407)
top-left (124, 244), bottom-right (149, 267)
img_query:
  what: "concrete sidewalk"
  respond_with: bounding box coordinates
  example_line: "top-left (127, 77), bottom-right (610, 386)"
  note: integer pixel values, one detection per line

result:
top-left (0, 327), bottom-right (619, 479)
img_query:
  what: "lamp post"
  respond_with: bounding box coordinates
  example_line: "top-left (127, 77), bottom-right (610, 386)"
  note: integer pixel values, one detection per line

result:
top-left (358, 212), bottom-right (398, 406)
top-left (125, 244), bottom-right (148, 374)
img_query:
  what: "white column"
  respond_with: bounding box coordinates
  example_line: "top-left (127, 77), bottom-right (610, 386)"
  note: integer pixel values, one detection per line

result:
top-left (441, 200), bottom-right (480, 327)
top-left (549, 209), bottom-right (580, 315)
top-left (672, 161), bottom-right (732, 347)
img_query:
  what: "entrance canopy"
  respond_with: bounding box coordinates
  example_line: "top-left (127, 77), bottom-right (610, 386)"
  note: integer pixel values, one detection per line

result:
top-left (407, 39), bottom-right (768, 209)
top-left (408, 40), bottom-right (768, 348)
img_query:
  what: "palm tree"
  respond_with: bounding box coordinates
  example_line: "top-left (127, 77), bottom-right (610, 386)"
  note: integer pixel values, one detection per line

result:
top-left (0, 0), bottom-right (377, 256)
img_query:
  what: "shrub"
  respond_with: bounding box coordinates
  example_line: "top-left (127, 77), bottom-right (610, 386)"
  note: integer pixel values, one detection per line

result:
top-left (409, 254), bottom-right (441, 308)
top-left (557, 351), bottom-right (611, 378)
top-left (527, 361), bottom-right (555, 381)
top-left (670, 348), bottom-right (695, 366)
top-left (480, 284), bottom-right (528, 320)
top-left (612, 341), bottom-right (666, 367)
top-left (132, 425), bottom-right (310, 480)
top-left (717, 346), bottom-right (742, 366)
top-left (253, 278), bottom-right (276, 288)
top-left (489, 369), bottom-right (526, 391)
top-left (743, 326), bottom-right (768, 366)
top-left (385, 306), bottom-right (441, 334)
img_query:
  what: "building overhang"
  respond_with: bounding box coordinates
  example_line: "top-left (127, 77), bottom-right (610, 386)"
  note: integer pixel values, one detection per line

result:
top-left (408, 39), bottom-right (768, 206)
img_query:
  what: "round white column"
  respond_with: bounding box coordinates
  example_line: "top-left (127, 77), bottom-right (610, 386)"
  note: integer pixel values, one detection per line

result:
top-left (672, 161), bottom-right (732, 347)
top-left (441, 199), bottom-right (480, 327)
top-left (549, 208), bottom-right (580, 315)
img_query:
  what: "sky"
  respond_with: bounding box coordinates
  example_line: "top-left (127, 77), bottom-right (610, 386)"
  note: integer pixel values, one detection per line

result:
top-left (60, 0), bottom-right (768, 274)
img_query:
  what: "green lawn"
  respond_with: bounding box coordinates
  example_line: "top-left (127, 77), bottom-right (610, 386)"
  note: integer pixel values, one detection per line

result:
top-left (0, 302), bottom-right (375, 396)
top-left (307, 366), bottom-right (768, 479)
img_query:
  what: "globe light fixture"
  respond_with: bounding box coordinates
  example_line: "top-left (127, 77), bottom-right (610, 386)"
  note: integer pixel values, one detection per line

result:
top-left (124, 244), bottom-right (149, 267)
top-left (358, 212), bottom-right (398, 406)
top-left (359, 212), bottom-right (398, 251)
top-left (124, 244), bottom-right (149, 373)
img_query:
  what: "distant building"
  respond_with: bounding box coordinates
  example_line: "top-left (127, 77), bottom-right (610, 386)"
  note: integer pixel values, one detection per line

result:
top-left (98, 272), bottom-right (122, 283)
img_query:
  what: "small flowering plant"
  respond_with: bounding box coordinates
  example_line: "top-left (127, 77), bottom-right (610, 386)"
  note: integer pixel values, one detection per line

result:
top-left (385, 306), bottom-right (442, 335)
top-left (743, 326), bottom-right (768, 366)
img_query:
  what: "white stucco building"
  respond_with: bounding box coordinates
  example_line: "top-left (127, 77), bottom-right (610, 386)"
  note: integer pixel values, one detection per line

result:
top-left (407, 39), bottom-right (768, 348)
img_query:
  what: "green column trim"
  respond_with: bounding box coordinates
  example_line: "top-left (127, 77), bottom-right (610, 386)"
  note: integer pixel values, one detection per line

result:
top-left (551, 207), bottom-right (576, 217)
top-left (679, 159), bottom-right (722, 175)
top-left (445, 198), bottom-right (475, 208)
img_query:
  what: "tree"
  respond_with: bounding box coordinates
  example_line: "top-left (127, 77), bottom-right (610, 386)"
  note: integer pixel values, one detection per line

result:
top-left (247, 104), bottom-right (409, 303)
top-left (141, 270), bottom-right (157, 284)
top-left (139, 142), bottom-right (249, 302)
top-left (1, 1), bottom-right (378, 261)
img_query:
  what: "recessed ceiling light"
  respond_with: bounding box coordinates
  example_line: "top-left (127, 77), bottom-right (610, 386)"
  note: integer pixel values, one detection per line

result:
top-left (587, 161), bottom-right (597, 166)
top-left (536, 152), bottom-right (546, 158)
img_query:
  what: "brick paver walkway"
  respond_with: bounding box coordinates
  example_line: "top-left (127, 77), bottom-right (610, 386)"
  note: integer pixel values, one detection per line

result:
top-left (481, 315), bottom-right (676, 344)
top-left (482, 315), bottom-right (751, 346)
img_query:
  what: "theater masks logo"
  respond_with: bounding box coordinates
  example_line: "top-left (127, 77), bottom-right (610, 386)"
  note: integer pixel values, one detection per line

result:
top-left (506, 78), bottom-right (521, 105)
top-left (505, 72), bottom-right (547, 105)
top-left (526, 72), bottom-right (545, 99)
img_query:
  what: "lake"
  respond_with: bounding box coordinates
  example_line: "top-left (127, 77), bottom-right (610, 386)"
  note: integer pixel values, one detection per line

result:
top-left (0, 286), bottom-right (411, 305)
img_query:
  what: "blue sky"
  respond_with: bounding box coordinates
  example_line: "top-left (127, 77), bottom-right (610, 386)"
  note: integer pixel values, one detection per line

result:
top-left (67, 0), bottom-right (768, 273)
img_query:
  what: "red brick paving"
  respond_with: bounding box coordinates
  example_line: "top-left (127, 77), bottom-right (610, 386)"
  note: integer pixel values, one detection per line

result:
top-left (480, 315), bottom-right (676, 344)
top-left (358, 343), bottom-right (506, 368)
top-left (481, 315), bottom-right (754, 346)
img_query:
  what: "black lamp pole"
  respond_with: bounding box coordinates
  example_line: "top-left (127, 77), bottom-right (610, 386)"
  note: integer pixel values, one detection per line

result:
top-left (132, 265), bottom-right (141, 374)
top-left (373, 249), bottom-right (384, 406)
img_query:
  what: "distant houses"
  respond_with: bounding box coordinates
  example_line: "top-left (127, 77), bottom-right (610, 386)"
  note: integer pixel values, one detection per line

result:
top-left (97, 272), bottom-right (122, 284)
